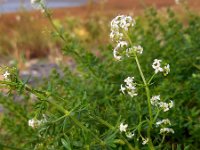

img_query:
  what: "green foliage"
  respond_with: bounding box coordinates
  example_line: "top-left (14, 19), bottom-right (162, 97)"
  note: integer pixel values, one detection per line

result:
top-left (0, 6), bottom-right (200, 150)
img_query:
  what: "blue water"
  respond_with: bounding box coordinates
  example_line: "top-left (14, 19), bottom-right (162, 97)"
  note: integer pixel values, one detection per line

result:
top-left (0, 0), bottom-right (88, 13)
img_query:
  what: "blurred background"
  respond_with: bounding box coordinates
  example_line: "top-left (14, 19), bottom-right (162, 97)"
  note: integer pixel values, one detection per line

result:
top-left (0, 1), bottom-right (200, 149)
top-left (0, 0), bottom-right (88, 13)
top-left (0, 0), bottom-right (199, 75)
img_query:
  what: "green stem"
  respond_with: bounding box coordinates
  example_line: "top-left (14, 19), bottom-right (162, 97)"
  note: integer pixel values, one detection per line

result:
top-left (124, 31), bottom-right (154, 149)
top-left (43, 7), bottom-right (105, 83)
top-left (92, 115), bottom-right (136, 149)
top-left (0, 80), bottom-right (104, 145)
top-left (148, 73), bottom-right (156, 84)
top-left (52, 114), bottom-right (68, 123)
top-left (135, 57), bottom-right (154, 149)
top-left (153, 109), bottom-right (161, 123)
top-left (46, 12), bottom-right (66, 43)
top-left (133, 98), bottom-right (142, 147)
top-left (3, 80), bottom-right (104, 146)
top-left (94, 116), bottom-right (115, 130)
top-left (158, 134), bottom-right (166, 149)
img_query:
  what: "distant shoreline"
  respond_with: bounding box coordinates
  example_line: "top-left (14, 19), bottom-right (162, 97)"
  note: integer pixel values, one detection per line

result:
top-left (0, 0), bottom-right (88, 13)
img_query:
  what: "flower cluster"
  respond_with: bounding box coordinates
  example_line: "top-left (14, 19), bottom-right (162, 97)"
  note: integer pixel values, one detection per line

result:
top-left (120, 77), bottom-right (137, 97)
top-left (110, 15), bottom-right (143, 60)
top-left (113, 41), bottom-right (128, 60)
top-left (126, 45), bottom-right (143, 57)
top-left (110, 14), bottom-right (175, 147)
top-left (160, 127), bottom-right (175, 134)
top-left (31, 0), bottom-right (45, 12)
top-left (28, 119), bottom-right (43, 128)
top-left (3, 71), bottom-right (10, 80)
top-left (150, 95), bottom-right (174, 112)
top-left (142, 138), bottom-right (149, 145)
top-left (154, 109), bottom-right (174, 134)
top-left (28, 115), bottom-right (47, 128)
top-left (152, 59), bottom-right (170, 75)
top-left (119, 123), bottom-right (128, 132)
top-left (110, 15), bottom-right (136, 42)
top-left (156, 119), bottom-right (171, 127)
top-left (126, 132), bottom-right (135, 139)
top-left (119, 123), bottom-right (135, 139)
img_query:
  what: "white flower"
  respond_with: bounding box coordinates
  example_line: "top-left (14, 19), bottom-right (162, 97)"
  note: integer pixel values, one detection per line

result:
top-left (119, 123), bottom-right (128, 132)
top-left (110, 15), bottom-right (135, 41)
top-left (156, 119), bottom-right (171, 127)
top-left (120, 84), bottom-right (126, 94)
top-left (124, 76), bottom-right (134, 85)
top-left (142, 138), bottom-right (149, 145)
top-left (126, 83), bottom-right (136, 90)
top-left (31, 0), bottom-right (44, 5)
top-left (169, 100), bottom-right (174, 108)
top-left (111, 15), bottom-right (136, 31)
top-left (163, 64), bottom-right (170, 75)
top-left (126, 132), bottom-right (135, 139)
top-left (3, 71), bottom-right (10, 80)
top-left (28, 119), bottom-right (35, 128)
top-left (31, 0), bottom-right (45, 12)
top-left (152, 59), bottom-right (163, 74)
top-left (113, 41), bottom-right (128, 60)
top-left (160, 128), bottom-right (174, 134)
top-left (159, 102), bottom-right (170, 112)
top-left (152, 59), bottom-right (170, 75)
top-left (113, 47), bottom-right (122, 60)
top-left (126, 45), bottom-right (143, 57)
top-left (121, 76), bottom-right (137, 97)
top-left (28, 115), bottom-right (47, 128)
top-left (128, 90), bottom-right (138, 97)
top-left (154, 66), bottom-right (163, 74)
top-left (133, 45), bottom-right (143, 54)
top-left (151, 96), bottom-right (174, 112)
top-left (152, 59), bottom-right (161, 68)
top-left (159, 101), bottom-right (173, 112)
top-left (28, 118), bottom-right (41, 128)
top-left (150, 95), bottom-right (160, 106)
top-left (110, 31), bottom-right (123, 42)
top-left (118, 41), bottom-right (128, 47)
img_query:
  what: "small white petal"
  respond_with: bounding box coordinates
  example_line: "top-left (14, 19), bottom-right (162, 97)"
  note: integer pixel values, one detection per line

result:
top-left (160, 128), bottom-right (174, 134)
top-left (142, 138), bottom-right (149, 145)
top-left (3, 71), bottom-right (10, 80)
top-left (126, 132), bottom-right (135, 139)
top-left (156, 119), bottom-right (171, 127)
top-left (120, 85), bottom-right (126, 94)
top-left (119, 123), bottom-right (128, 132)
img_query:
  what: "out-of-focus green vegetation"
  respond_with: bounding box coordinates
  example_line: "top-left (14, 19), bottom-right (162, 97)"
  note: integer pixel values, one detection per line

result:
top-left (0, 5), bottom-right (200, 150)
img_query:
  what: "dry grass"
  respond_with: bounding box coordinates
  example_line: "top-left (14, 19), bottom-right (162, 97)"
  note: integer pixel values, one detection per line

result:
top-left (0, 0), bottom-right (199, 61)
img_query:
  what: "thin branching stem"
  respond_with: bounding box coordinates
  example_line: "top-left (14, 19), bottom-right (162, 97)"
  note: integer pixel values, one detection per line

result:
top-left (123, 31), bottom-right (154, 149)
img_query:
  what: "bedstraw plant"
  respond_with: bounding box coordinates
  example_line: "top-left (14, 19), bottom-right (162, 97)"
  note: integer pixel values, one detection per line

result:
top-left (110, 15), bottom-right (173, 149)
top-left (0, 0), bottom-right (200, 149)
